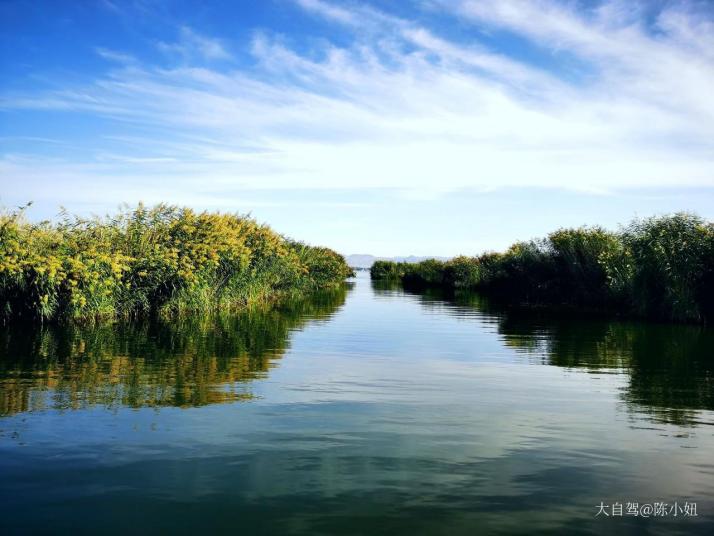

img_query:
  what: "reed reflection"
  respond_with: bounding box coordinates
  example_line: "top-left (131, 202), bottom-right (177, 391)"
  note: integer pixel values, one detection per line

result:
top-left (0, 284), bottom-right (351, 416)
top-left (378, 281), bottom-right (714, 426)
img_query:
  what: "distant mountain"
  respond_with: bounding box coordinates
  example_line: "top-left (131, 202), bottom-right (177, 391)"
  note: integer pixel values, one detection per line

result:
top-left (344, 254), bottom-right (378, 269)
top-left (345, 254), bottom-right (450, 269)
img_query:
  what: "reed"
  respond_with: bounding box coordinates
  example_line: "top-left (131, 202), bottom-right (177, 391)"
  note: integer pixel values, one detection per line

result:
top-left (0, 203), bottom-right (354, 322)
top-left (370, 213), bottom-right (714, 323)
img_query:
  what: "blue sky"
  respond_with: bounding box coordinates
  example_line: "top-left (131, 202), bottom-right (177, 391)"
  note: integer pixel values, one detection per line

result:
top-left (1, 0), bottom-right (713, 256)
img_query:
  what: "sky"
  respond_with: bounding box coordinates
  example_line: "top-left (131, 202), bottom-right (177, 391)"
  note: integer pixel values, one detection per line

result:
top-left (1, 0), bottom-right (713, 256)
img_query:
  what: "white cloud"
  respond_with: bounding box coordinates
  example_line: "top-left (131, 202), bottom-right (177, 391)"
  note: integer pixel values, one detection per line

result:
top-left (96, 47), bottom-right (137, 65)
top-left (293, 0), bottom-right (359, 25)
top-left (157, 26), bottom-right (231, 61)
top-left (1, 2), bottom-right (713, 203)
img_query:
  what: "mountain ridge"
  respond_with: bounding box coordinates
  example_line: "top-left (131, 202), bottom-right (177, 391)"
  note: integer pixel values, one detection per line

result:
top-left (345, 254), bottom-right (451, 269)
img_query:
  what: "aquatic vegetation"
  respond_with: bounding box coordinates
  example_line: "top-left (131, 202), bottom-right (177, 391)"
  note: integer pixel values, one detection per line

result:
top-left (622, 213), bottom-right (714, 322)
top-left (369, 260), bottom-right (408, 280)
top-left (442, 256), bottom-right (482, 289)
top-left (370, 213), bottom-right (714, 323)
top-left (0, 283), bottom-right (349, 415)
top-left (401, 258), bottom-right (447, 287)
top-left (0, 204), bottom-right (353, 322)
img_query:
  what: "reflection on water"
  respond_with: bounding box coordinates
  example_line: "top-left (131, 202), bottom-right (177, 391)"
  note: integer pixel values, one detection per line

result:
top-left (7, 278), bottom-right (709, 425)
top-left (387, 283), bottom-right (714, 427)
top-left (0, 284), bottom-right (351, 416)
top-left (1, 274), bottom-right (712, 535)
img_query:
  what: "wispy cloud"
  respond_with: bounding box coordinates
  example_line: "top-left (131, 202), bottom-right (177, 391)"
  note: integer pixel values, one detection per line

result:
top-left (96, 47), bottom-right (137, 65)
top-left (294, 0), bottom-right (361, 25)
top-left (1, 0), bottom-right (713, 206)
top-left (98, 0), bottom-right (121, 13)
top-left (156, 26), bottom-right (232, 62)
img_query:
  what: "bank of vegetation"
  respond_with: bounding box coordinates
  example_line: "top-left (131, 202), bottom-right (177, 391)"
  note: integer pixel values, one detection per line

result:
top-left (371, 213), bottom-right (714, 323)
top-left (0, 204), bottom-right (353, 322)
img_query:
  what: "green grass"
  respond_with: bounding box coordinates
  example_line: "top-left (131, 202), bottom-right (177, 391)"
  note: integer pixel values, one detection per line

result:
top-left (0, 203), bottom-right (354, 322)
top-left (370, 213), bottom-right (714, 323)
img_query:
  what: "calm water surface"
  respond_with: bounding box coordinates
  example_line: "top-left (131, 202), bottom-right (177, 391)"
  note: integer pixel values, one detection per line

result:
top-left (1, 272), bottom-right (713, 535)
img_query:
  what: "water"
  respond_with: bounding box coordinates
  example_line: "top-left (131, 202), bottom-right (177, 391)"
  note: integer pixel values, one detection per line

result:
top-left (1, 272), bottom-right (712, 535)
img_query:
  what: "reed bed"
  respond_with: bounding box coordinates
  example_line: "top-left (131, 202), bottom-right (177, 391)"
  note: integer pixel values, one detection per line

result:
top-left (371, 213), bottom-right (714, 323)
top-left (0, 203), bottom-right (353, 322)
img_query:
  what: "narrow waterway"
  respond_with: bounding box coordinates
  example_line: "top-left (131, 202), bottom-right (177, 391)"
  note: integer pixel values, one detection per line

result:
top-left (1, 272), bottom-right (712, 535)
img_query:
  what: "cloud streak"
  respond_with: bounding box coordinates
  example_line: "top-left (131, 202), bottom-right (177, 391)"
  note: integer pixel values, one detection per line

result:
top-left (156, 27), bottom-right (232, 61)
